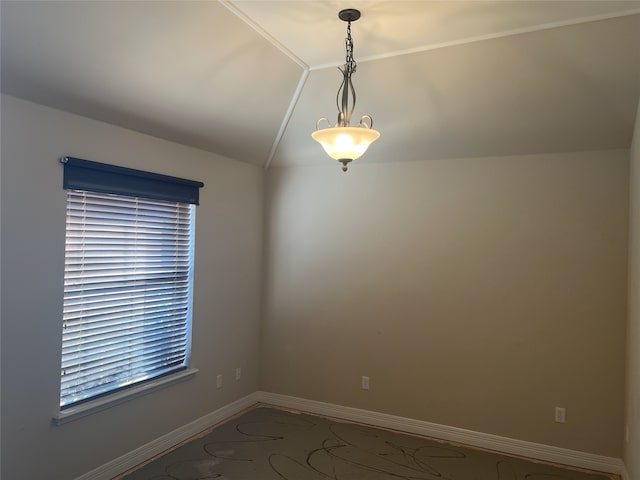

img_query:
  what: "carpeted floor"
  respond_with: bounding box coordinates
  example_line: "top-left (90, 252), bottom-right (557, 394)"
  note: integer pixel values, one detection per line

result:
top-left (120, 406), bottom-right (617, 480)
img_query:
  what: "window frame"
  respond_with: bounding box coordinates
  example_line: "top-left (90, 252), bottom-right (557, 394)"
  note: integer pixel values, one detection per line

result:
top-left (54, 157), bottom-right (203, 425)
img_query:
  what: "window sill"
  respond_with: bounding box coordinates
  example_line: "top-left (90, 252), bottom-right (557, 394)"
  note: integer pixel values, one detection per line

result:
top-left (53, 367), bottom-right (198, 426)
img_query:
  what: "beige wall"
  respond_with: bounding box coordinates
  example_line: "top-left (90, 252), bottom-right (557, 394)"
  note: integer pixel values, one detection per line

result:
top-left (262, 150), bottom-right (628, 457)
top-left (0, 95), bottom-right (264, 480)
top-left (626, 99), bottom-right (640, 479)
top-left (1, 91), bottom-right (632, 478)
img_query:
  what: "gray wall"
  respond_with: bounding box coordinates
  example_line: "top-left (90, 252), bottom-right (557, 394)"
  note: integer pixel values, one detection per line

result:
top-left (626, 98), bottom-right (640, 480)
top-left (1, 91), bottom-right (634, 478)
top-left (262, 149), bottom-right (629, 457)
top-left (0, 95), bottom-right (264, 480)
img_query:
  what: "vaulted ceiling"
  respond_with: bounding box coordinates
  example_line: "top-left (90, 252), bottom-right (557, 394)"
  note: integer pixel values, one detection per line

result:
top-left (2, 1), bottom-right (639, 170)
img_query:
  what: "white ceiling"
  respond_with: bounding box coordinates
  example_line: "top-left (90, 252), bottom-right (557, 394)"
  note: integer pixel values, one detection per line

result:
top-left (2, 1), bottom-right (639, 170)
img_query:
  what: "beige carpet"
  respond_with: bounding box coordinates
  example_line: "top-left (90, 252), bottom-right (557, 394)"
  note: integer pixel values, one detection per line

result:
top-left (120, 406), bottom-right (617, 480)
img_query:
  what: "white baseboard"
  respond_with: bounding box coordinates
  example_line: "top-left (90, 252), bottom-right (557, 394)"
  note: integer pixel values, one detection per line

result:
top-left (256, 391), bottom-right (625, 476)
top-left (74, 392), bottom-right (261, 480)
top-left (76, 390), bottom-right (626, 479)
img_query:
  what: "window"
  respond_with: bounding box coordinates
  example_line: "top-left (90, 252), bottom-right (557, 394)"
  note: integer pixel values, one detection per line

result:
top-left (58, 157), bottom-right (203, 411)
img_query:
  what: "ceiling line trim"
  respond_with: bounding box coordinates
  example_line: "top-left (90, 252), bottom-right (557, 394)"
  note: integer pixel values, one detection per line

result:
top-left (308, 8), bottom-right (640, 71)
top-left (220, 0), bottom-right (309, 70)
top-left (263, 69), bottom-right (310, 170)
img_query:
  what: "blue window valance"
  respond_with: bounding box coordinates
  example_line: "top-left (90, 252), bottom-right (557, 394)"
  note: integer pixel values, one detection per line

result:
top-left (61, 156), bottom-right (204, 205)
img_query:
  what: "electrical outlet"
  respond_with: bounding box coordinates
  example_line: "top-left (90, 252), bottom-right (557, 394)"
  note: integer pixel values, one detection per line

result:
top-left (554, 407), bottom-right (566, 423)
top-left (235, 367), bottom-right (242, 381)
top-left (361, 376), bottom-right (370, 390)
top-left (216, 374), bottom-right (223, 389)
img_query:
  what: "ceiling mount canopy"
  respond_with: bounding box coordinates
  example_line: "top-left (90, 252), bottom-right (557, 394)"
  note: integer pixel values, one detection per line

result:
top-left (338, 8), bottom-right (360, 23)
top-left (311, 8), bottom-right (380, 172)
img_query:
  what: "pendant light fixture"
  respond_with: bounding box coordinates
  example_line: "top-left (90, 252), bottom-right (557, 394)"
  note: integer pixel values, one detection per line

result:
top-left (312, 8), bottom-right (380, 172)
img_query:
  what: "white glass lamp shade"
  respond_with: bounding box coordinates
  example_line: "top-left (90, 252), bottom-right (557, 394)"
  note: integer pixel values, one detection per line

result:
top-left (311, 126), bottom-right (380, 161)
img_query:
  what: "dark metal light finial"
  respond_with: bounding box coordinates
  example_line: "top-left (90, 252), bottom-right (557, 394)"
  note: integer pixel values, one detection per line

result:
top-left (339, 159), bottom-right (352, 172)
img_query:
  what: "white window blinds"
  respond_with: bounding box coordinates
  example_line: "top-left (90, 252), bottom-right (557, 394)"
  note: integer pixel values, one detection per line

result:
top-left (60, 189), bottom-right (195, 408)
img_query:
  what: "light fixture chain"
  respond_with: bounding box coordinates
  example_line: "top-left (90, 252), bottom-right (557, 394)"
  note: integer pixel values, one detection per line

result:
top-left (345, 20), bottom-right (356, 74)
